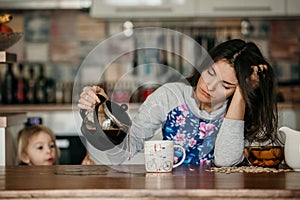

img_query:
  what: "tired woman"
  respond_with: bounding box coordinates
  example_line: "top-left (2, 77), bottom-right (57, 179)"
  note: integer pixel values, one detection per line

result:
top-left (78, 39), bottom-right (279, 167)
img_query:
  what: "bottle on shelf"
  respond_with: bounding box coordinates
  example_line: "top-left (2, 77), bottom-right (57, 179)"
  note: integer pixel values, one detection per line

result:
top-left (16, 63), bottom-right (28, 104)
top-left (35, 63), bottom-right (47, 104)
top-left (55, 81), bottom-right (63, 104)
top-left (2, 63), bottom-right (16, 104)
top-left (27, 65), bottom-right (36, 104)
top-left (63, 81), bottom-right (73, 104)
top-left (46, 78), bottom-right (56, 104)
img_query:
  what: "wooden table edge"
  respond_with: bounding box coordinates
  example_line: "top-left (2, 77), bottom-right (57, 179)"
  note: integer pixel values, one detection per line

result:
top-left (0, 189), bottom-right (299, 199)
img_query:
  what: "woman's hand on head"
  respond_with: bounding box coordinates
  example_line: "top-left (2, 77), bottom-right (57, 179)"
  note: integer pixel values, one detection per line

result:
top-left (226, 85), bottom-right (246, 120)
top-left (249, 64), bottom-right (267, 89)
top-left (77, 86), bottom-right (108, 111)
top-left (232, 85), bottom-right (245, 103)
top-left (233, 85), bottom-right (242, 96)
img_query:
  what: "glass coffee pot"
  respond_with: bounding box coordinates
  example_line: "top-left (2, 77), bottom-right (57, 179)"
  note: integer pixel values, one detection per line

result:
top-left (81, 94), bottom-right (131, 151)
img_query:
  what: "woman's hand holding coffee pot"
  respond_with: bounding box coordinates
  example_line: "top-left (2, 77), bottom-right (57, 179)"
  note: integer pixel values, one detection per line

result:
top-left (78, 86), bottom-right (108, 111)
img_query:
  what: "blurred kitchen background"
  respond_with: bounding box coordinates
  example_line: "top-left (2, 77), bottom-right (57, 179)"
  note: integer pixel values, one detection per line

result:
top-left (0, 0), bottom-right (299, 165)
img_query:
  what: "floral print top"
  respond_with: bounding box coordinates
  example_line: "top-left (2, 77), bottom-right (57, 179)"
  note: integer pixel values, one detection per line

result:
top-left (162, 104), bottom-right (224, 165)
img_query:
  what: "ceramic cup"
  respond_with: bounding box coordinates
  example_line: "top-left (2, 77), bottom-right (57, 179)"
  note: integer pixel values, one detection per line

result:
top-left (144, 140), bottom-right (186, 173)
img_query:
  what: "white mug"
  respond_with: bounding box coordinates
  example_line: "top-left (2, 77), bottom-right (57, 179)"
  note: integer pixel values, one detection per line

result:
top-left (144, 140), bottom-right (186, 173)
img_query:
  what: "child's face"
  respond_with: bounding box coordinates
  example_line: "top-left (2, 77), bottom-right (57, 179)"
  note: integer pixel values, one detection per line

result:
top-left (24, 131), bottom-right (57, 165)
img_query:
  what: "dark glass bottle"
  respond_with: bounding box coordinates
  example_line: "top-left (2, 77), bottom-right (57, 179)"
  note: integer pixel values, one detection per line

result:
top-left (46, 78), bottom-right (56, 104)
top-left (35, 64), bottom-right (47, 104)
top-left (16, 63), bottom-right (28, 104)
top-left (55, 81), bottom-right (63, 104)
top-left (27, 66), bottom-right (36, 104)
top-left (2, 63), bottom-right (16, 104)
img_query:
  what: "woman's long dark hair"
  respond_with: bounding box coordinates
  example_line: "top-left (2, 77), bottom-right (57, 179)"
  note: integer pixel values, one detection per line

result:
top-left (186, 39), bottom-right (279, 145)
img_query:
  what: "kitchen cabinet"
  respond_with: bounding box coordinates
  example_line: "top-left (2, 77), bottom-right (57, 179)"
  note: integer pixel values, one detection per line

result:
top-left (90, 0), bottom-right (196, 18)
top-left (0, 0), bottom-right (91, 10)
top-left (286, 0), bottom-right (300, 16)
top-left (195, 0), bottom-right (286, 17)
top-left (90, 0), bottom-right (287, 19)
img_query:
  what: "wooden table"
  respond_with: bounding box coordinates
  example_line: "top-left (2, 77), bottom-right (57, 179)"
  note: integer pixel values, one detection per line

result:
top-left (0, 165), bottom-right (300, 199)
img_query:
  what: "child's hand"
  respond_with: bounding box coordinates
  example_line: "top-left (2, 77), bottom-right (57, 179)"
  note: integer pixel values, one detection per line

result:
top-left (81, 154), bottom-right (95, 165)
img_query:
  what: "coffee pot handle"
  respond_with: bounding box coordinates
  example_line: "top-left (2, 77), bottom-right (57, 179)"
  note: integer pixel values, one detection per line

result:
top-left (79, 93), bottom-right (106, 123)
top-left (96, 94), bottom-right (128, 112)
top-left (79, 94), bottom-right (106, 120)
top-left (96, 94), bottom-right (107, 104)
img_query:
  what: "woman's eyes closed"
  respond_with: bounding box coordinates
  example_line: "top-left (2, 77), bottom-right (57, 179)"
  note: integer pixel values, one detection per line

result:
top-left (207, 67), bottom-right (216, 76)
top-left (222, 86), bottom-right (230, 89)
top-left (222, 82), bottom-right (237, 90)
top-left (207, 67), bottom-right (230, 89)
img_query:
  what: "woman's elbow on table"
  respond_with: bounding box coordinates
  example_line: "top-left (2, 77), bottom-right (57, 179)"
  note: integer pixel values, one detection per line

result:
top-left (214, 154), bottom-right (244, 167)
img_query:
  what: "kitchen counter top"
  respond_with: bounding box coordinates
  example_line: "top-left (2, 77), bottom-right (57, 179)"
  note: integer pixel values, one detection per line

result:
top-left (0, 113), bottom-right (26, 128)
top-left (0, 165), bottom-right (299, 199)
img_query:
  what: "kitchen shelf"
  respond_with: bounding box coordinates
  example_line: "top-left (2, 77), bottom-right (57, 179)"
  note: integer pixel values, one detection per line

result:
top-left (0, 112), bottom-right (27, 127)
top-left (0, 103), bottom-right (141, 113)
top-left (0, 51), bottom-right (17, 63)
top-left (278, 102), bottom-right (300, 109)
top-left (0, 104), bottom-right (73, 113)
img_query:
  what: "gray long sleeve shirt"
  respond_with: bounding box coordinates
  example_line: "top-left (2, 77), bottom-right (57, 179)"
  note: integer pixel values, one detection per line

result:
top-left (107, 82), bottom-right (245, 166)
